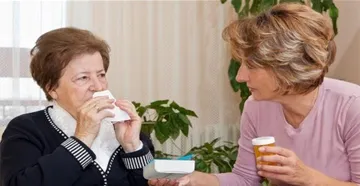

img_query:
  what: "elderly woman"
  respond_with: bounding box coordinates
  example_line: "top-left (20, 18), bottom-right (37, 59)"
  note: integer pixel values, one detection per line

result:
top-left (0, 27), bottom-right (154, 186)
top-left (150, 3), bottom-right (360, 186)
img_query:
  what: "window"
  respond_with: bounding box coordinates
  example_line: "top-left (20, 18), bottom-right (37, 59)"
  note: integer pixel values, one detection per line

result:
top-left (0, 1), bottom-right (66, 125)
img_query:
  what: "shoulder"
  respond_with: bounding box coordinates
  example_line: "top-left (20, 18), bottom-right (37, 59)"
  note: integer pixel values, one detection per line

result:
top-left (322, 77), bottom-right (360, 97)
top-left (343, 97), bottom-right (360, 125)
top-left (320, 78), bottom-right (360, 133)
top-left (2, 107), bottom-right (50, 140)
top-left (320, 78), bottom-right (360, 117)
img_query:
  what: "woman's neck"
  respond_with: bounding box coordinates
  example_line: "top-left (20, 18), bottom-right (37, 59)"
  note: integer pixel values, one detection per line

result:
top-left (276, 87), bottom-right (319, 128)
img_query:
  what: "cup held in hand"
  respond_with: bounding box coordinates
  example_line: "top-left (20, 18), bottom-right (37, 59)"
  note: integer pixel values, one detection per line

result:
top-left (252, 136), bottom-right (276, 166)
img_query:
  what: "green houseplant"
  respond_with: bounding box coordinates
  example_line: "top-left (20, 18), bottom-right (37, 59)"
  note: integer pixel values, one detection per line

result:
top-left (222, 0), bottom-right (339, 112)
top-left (133, 100), bottom-right (197, 144)
top-left (133, 100), bottom-right (239, 173)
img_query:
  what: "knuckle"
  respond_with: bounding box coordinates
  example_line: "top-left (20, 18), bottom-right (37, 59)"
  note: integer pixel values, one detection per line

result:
top-left (280, 148), bottom-right (286, 154)
top-left (79, 109), bottom-right (86, 116)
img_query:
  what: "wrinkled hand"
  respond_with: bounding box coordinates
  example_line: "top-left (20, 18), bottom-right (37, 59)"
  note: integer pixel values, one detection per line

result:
top-left (113, 100), bottom-right (142, 152)
top-left (148, 172), bottom-right (216, 186)
top-left (257, 146), bottom-right (314, 186)
top-left (148, 179), bottom-right (178, 186)
top-left (75, 96), bottom-right (115, 147)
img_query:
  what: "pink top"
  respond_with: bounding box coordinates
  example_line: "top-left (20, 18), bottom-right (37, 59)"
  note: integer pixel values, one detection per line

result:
top-left (216, 78), bottom-right (360, 186)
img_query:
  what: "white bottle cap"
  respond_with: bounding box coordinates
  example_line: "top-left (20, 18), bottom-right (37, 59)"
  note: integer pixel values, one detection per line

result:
top-left (252, 136), bottom-right (275, 146)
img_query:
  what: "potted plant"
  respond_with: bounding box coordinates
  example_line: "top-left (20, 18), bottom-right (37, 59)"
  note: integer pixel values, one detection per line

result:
top-left (133, 100), bottom-right (197, 144)
top-left (133, 100), bottom-right (239, 173)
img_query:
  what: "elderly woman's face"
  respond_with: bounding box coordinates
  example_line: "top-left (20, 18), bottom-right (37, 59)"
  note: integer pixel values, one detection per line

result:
top-left (49, 52), bottom-right (108, 117)
top-left (236, 62), bottom-right (279, 101)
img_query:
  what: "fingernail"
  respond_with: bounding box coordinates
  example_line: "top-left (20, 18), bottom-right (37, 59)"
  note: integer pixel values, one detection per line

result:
top-left (256, 157), bottom-right (261, 161)
top-left (258, 171), bottom-right (263, 175)
top-left (259, 147), bottom-right (265, 152)
top-left (257, 165), bottom-right (261, 169)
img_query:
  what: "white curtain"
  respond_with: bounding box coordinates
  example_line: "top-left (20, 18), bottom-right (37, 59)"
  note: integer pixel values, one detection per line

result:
top-left (66, 1), bottom-right (241, 155)
top-left (1, 0), bottom-right (241, 155)
top-left (0, 1), bottom-right (66, 134)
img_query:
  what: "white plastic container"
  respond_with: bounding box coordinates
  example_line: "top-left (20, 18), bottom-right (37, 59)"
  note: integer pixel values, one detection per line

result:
top-left (143, 159), bottom-right (195, 179)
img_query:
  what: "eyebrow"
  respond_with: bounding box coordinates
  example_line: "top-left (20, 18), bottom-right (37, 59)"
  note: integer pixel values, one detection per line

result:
top-left (77, 69), bottom-right (105, 74)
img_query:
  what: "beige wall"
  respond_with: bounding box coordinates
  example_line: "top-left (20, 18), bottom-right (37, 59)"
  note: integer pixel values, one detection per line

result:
top-left (328, 0), bottom-right (360, 84)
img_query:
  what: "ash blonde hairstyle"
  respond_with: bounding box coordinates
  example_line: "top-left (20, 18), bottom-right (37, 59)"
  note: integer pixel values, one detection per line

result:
top-left (223, 3), bottom-right (336, 95)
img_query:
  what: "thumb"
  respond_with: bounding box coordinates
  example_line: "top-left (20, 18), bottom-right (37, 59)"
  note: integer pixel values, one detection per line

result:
top-left (177, 176), bottom-right (190, 186)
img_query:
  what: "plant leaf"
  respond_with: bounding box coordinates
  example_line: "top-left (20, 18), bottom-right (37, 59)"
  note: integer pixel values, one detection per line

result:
top-left (231, 0), bottom-right (242, 13)
top-left (311, 0), bottom-right (322, 13)
top-left (168, 114), bottom-right (180, 140)
top-left (204, 143), bottom-right (214, 153)
top-left (180, 121), bottom-right (189, 136)
top-left (170, 127), bottom-right (180, 140)
top-left (230, 151), bottom-right (238, 161)
top-left (250, 0), bottom-right (262, 14)
top-left (213, 158), bottom-right (232, 173)
top-left (172, 103), bottom-right (198, 118)
top-left (239, 98), bottom-right (245, 112)
top-left (132, 101), bottom-right (141, 108)
top-left (238, 0), bottom-right (250, 17)
top-left (178, 114), bottom-right (190, 136)
top-left (228, 59), bottom-right (241, 92)
top-left (195, 159), bottom-right (208, 172)
top-left (155, 150), bottom-right (178, 159)
top-left (328, 3), bottom-right (339, 35)
top-left (262, 179), bottom-right (270, 186)
top-left (141, 123), bottom-right (154, 137)
top-left (259, 0), bottom-right (277, 12)
top-left (279, 0), bottom-right (304, 3)
top-left (322, 0), bottom-right (331, 10)
top-left (137, 106), bottom-right (147, 117)
top-left (179, 113), bottom-right (191, 126)
top-left (239, 82), bottom-right (251, 112)
top-left (183, 109), bottom-right (198, 117)
top-left (154, 121), bottom-right (170, 144)
top-left (150, 100), bottom-right (169, 107)
top-left (170, 101), bottom-right (181, 110)
top-left (210, 137), bottom-right (221, 146)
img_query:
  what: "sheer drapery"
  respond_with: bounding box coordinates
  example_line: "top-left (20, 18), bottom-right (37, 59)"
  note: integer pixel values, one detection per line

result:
top-left (1, 1), bottom-right (241, 154)
top-left (66, 1), bottom-right (240, 154)
top-left (0, 1), bottom-right (66, 135)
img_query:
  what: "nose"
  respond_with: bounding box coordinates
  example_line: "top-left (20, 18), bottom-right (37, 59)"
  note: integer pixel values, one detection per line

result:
top-left (235, 63), bottom-right (249, 83)
top-left (90, 76), bottom-right (105, 92)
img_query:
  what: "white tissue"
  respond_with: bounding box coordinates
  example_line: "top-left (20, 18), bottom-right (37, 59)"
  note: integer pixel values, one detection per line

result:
top-left (92, 90), bottom-right (131, 123)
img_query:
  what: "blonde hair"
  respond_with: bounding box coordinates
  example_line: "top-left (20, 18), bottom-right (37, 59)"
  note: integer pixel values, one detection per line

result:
top-left (223, 3), bottom-right (336, 95)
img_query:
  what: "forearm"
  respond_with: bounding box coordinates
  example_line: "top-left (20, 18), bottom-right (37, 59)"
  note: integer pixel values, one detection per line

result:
top-left (309, 168), bottom-right (358, 186)
top-left (193, 172), bottom-right (220, 186)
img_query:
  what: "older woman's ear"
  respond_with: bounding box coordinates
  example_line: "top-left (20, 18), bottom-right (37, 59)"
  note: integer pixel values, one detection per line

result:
top-left (45, 84), bottom-right (58, 100)
top-left (49, 90), bottom-right (58, 100)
